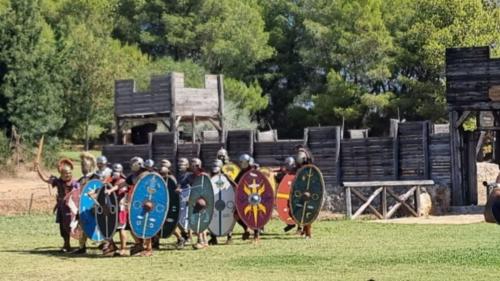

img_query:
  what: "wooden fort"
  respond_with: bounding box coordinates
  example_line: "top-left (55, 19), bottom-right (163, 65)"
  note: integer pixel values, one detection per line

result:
top-left (446, 46), bottom-right (500, 206)
top-left (113, 72), bottom-right (224, 144)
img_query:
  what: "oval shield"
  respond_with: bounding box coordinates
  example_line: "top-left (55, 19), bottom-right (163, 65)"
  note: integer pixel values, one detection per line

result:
top-left (79, 179), bottom-right (103, 241)
top-left (96, 185), bottom-right (118, 240)
top-left (160, 176), bottom-right (180, 238)
top-left (276, 174), bottom-right (296, 225)
top-left (222, 162), bottom-right (240, 181)
top-left (258, 167), bottom-right (277, 194)
top-left (188, 174), bottom-right (214, 233)
top-left (65, 189), bottom-right (82, 240)
top-left (290, 165), bottom-right (325, 226)
top-left (235, 170), bottom-right (274, 230)
top-left (209, 174), bottom-right (236, 236)
top-left (129, 173), bottom-right (169, 239)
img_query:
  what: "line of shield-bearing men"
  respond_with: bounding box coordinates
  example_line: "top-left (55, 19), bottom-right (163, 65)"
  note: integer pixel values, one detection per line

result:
top-left (34, 145), bottom-right (323, 257)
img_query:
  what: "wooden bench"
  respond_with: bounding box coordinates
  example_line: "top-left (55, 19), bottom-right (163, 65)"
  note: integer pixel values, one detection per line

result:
top-left (343, 180), bottom-right (435, 220)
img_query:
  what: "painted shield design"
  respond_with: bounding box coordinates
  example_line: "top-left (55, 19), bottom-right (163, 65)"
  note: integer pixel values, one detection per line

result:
top-left (222, 163), bottom-right (240, 181)
top-left (96, 185), bottom-right (118, 240)
top-left (235, 170), bottom-right (274, 230)
top-left (290, 165), bottom-right (325, 226)
top-left (276, 174), bottom-right (296, 225)
top-left (65, 189), bottom-right (82, 240)
top-left (209, 174), bottom-right (236, 236)
top-left (79, 179), bottom-right (103, 241)
top-left (259, 167), bottom-right (277, 194)
top-left (161, 176), bottom-right (180, 238)
top-left (129, 173), bottom-right (169, 239)
top-left (188, 174), bottom-right (214, 233)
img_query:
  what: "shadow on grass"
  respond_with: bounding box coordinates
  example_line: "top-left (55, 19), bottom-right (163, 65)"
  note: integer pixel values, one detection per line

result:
top-left (1, 246), bottom-right (109, 259)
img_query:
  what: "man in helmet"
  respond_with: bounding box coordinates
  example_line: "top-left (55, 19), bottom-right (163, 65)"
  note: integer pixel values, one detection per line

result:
top-left (216, 147), bottom-right (230, 165)
top-left (125, 156), bottom-right (153, 256)
top-left (144, 159), bottom-right (156, 172)
top-left (102, 163), bottom-right (128, 256)
top-left (96, 156), bottom-right (112, 180)
top-left (294, 145), bottom-right (314, 239)
top-left (35, 159), bottom-right (80, 253)
top-left (157, 159), bottom-right (186, 250)
top-left (234, 153), bottom-right (257, 241)
top-left (176, 157), bottom-right (192, 247)
top-left (188, 158), bottom-right (210, 249)
top-left (207, 159), bottom-right (234, 245)
top-left (73, 152), bottom-right (100, 255)
top-left (276, 156), bottom-right (301, 233)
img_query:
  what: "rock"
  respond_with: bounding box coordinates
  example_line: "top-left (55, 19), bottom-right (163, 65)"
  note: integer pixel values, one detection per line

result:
top-left (419, 192), bottom-right (432, 217)
top-left (426, 184), bottom-right (450, 215)
top-left (476, 162), bottom-right (499, 205)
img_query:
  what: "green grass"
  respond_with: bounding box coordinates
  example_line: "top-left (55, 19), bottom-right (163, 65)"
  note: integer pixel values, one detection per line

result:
top-left (1, 216), bottom-right (500, 281)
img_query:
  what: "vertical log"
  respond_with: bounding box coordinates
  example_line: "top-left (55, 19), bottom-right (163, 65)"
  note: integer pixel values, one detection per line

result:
top-left (345, 186), bottom-right (352, 219)
top-left (217, 75), bottom-right (225, 143)
top-left (450, 111), bottom-right (464, 205)
top-left (422, 121), bottom-right (430, 179)
top-left (335, 126), bottom-right (342, 187)
top-left (466, 132), bottom-right (478, 204)
top-left (414, 186), bottom-right (421, 216)
top-left (382, 186), bottom-right (387, 218)
top-left (170, 73), bottom-right (178, 170)
top-left (392, 121), bottom-right (399, 180)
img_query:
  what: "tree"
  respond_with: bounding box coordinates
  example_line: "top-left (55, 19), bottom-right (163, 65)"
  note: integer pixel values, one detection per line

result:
top-left (0, 0), bottom-right (65, 141)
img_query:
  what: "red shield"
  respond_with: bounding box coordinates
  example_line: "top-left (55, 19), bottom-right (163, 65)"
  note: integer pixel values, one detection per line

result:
top-left (65, 189), bottom-right (82, 240)
top-left (235, 170), bottom-right (274, 230)
top-left (276, 174), bottom-right (296, 225)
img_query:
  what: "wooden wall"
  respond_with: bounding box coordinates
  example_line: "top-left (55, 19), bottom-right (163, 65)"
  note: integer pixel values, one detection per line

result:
top-left (115, 75), bottom-right (172, 117)
top-left (103, 122), bottom-right (451, 201)
top-left (446, 46), bottom-right (500, 110)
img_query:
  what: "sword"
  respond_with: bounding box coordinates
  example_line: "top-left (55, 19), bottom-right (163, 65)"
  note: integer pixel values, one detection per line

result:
top-left (34, 135), bottom-right (44, 166)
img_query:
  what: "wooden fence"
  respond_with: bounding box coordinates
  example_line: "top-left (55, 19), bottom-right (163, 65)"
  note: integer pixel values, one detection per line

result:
top-left (103, 121), bottom-right (451, 209)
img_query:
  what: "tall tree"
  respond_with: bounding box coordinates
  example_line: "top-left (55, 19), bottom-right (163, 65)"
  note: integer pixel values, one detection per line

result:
top-left (0, 0), bottom-right (65, 140)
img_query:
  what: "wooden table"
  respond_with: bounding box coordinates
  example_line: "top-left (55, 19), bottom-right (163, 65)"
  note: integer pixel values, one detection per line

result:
top-left (343, 180), bottom-right (435, 220)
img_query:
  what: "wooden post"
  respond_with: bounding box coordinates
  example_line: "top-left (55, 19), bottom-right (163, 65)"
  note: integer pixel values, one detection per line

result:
top-left (392, 121), bottom-right (399, 180)
top-left (466, 131), bottom-right (478, 204)
top-left (28, 193), bottom-right (34, 215)
top-left (335, 126), bottom-right (342, 187)
top-left (303, 128), bottom-right (309, 147)
top-left (422, 121), bottom-right (430, 179)
top-left (382, 186), bottom-right (387, 218)
top-left (192, 114), bottom-right (196, 144)
top-left (450, 111), bottom-right (464, 205)
top-left (414, 186), bottom-right (421, 216)
top-left (170, 73), bottom-right (178, 170)
top-left (217, 75), bottom-right (225, 143)
top-left (345, 186), bottom-right (352, 219)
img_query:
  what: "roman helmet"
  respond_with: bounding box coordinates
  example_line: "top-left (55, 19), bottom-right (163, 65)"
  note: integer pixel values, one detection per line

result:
top-left (216, 147), bottom-right (229, 163)
top-left (284, 156), bottom-right (296, 172)
top-left (130, 156), bottom-right (144, 172)
top-left (238, 154), bottom-right (253, 169)
top-left (178, 157), bottom-right (189, 173)
top-left (58, 159), bottom-right (74, 182)
top-left (80, 152), bottom-right (96, 176)
top-left (145, 159), bottom-right (155, 171)
top-left (190, 158), bottom-right (202, 172)
top-left (211, 159), bottom-right (223, 174)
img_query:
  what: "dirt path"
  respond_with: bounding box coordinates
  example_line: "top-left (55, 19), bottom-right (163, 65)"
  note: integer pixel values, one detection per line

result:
top-left (0, 171), bottom-right (55, 215)
top-left (371, 214), bottom-right (485, 224)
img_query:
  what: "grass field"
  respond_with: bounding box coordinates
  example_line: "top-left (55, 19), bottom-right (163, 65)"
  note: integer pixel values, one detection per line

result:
top-left (1, 216), bottom-right (500, 281)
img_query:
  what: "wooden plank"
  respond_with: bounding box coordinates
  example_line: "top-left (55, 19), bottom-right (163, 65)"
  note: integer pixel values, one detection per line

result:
top-left (343, 180), bottom-right (434, 187)
top-left (345, 186), bottom-right (352, 219)
top-left (393, 121), bottom-right (399, 180)
top-left (386, 187), bottom-right (418, 218)
top-left (351, 188), bottom-right (384, 219)
top-left (217, 75), bottom-right (225, 142)
top-left (449, 111), bottom-right (463, 205)
top-left (351, 187), bottom-right (383, 219)
top-left (422, 121), bottom-right (430, 179)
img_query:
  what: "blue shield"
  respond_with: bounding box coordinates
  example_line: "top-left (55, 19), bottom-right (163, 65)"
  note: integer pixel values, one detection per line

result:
top-left (79, 179), bottom-right (104, 241)
top-left (129, 173), bottom-right (169, 239)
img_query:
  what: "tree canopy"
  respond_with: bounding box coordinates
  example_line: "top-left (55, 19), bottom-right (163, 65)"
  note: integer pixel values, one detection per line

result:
top-left (0, 0), bottom-right (498, 143)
